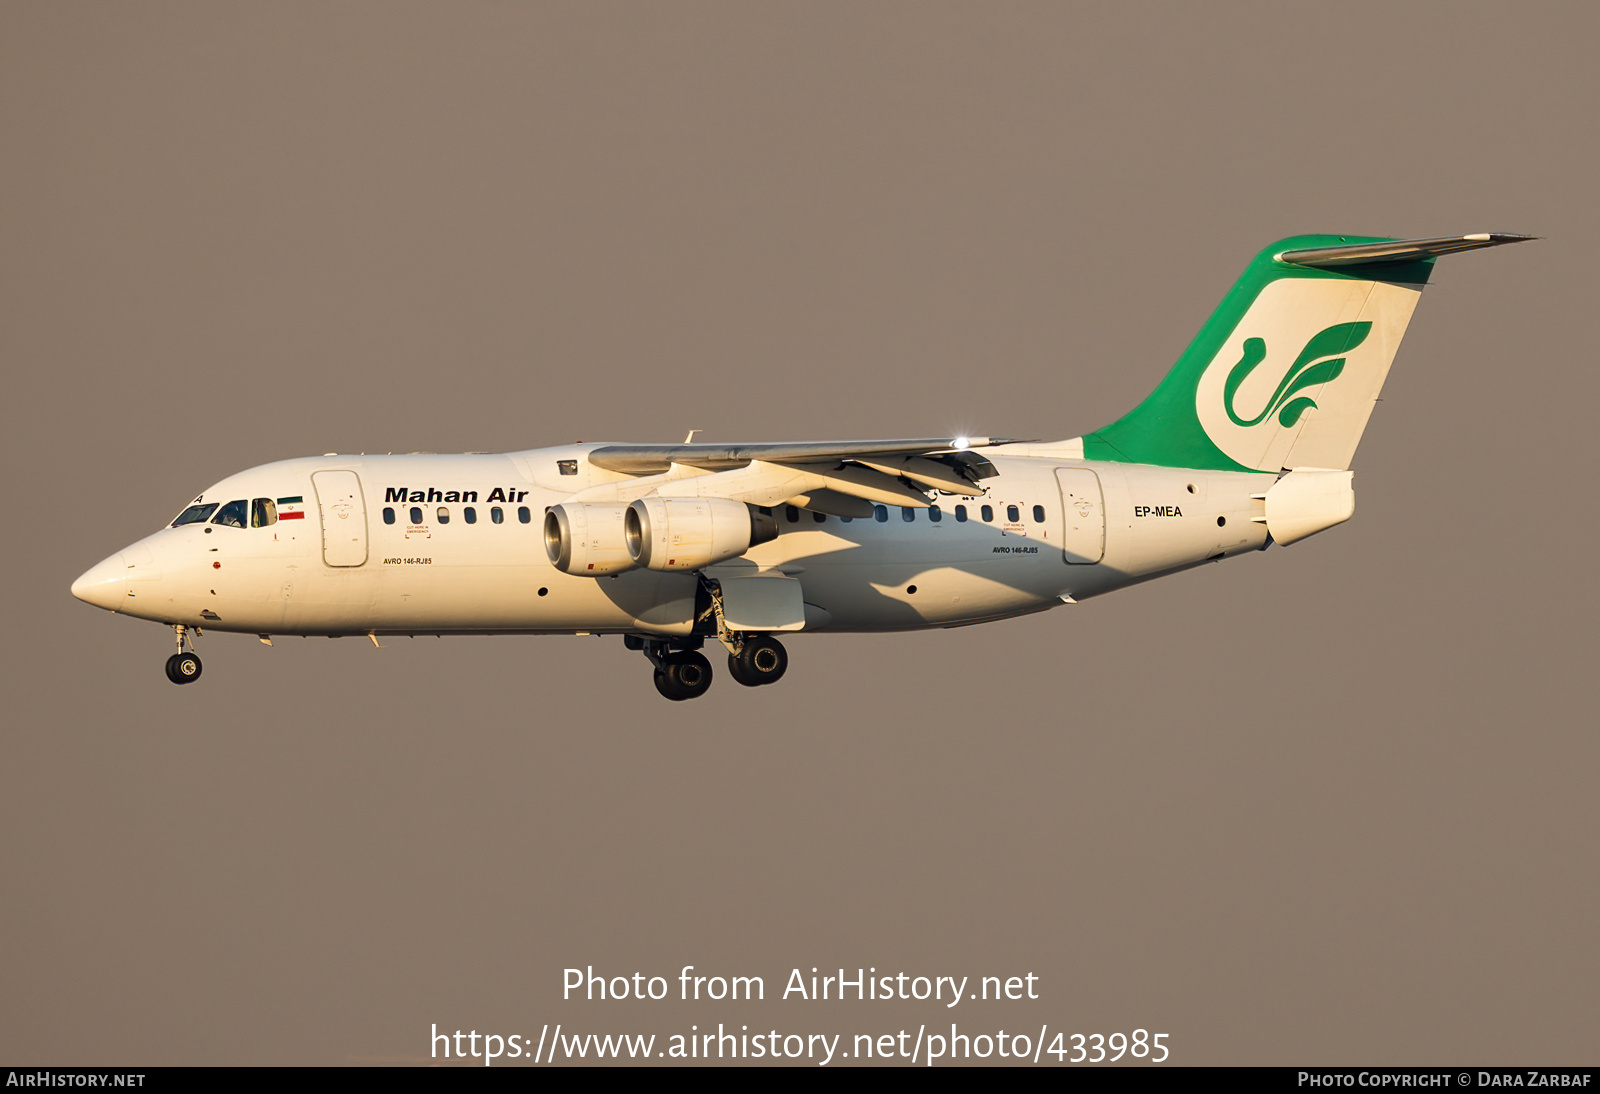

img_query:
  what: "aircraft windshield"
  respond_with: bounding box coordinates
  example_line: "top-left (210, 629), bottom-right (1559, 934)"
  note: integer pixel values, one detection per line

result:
top-left (211, 500), bottom-right (249, 528)
top-left (171, 503), bottom-right (219, 527)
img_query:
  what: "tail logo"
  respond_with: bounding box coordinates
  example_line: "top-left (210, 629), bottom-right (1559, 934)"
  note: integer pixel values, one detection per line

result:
top-left (1223, 321), bottom-right (1371, 430)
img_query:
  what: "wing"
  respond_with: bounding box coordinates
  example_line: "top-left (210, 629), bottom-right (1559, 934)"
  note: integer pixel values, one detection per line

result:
top-left (573, 437), bottom-right (1017, 514)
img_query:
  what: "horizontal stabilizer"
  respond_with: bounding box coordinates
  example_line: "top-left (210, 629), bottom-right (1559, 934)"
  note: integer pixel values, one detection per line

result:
top-left (1278, 233), bottom-right (1534, 268)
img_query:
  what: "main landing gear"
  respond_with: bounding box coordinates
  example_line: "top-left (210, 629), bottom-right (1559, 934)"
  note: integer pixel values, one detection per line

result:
top-left (626, 636), bottom-right (715, 701)
top-left (656, 647), bottom-right (713, 702)
top-left (725, 634), bottom-right (788, 688)
top-left (628, 576), bottom-right (794, 699)
top-left (164, 624), bottom-right (202, 685)
top-left (625, 633), bottom-right (789, 701)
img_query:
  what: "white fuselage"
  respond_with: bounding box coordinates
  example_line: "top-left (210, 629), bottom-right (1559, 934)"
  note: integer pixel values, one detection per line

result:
top-left (72, 444), bottom-right (1276, 638)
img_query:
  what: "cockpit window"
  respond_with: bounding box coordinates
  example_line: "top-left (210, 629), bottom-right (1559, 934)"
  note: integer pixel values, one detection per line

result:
top-left (211, 500), bottom-right (248, 528)
top-left (171, 503), bottom-right (219, 527)
top-left (251, 498), bottom-right (277, 527)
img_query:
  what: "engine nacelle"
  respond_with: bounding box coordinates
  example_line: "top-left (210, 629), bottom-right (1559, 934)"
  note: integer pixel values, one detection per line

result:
top-left (625, 497), bottom-right (779, 572)
top-left (544, 503), bottom-right (636, 576)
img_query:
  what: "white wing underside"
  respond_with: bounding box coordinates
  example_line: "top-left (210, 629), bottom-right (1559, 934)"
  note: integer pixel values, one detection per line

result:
top-left (569, 439), bottom-right (1010, 515)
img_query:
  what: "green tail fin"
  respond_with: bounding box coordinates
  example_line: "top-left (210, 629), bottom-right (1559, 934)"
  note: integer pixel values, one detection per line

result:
top-left (1081, 233), bottom-right (1530, 473)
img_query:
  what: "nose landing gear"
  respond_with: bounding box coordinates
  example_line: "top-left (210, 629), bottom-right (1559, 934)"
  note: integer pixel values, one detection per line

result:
top-left (164, 624), bottom-right (202, 685)
top-left (165, 652), bottom-right (203, 683)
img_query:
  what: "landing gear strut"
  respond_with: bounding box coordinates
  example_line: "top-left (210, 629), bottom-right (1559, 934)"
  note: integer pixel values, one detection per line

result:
top-left (702, 577), bottom-right (788, 689)
top-left (165, 625), bottom-right (202, 685)
top-left (626, 576), bottom-right (794, 700)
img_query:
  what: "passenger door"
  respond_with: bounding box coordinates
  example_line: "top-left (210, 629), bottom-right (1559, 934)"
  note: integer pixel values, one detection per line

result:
top-left (312, 470), bottom-right (369, 567)
top-left (1055, 468), bottom-right (1104, 564)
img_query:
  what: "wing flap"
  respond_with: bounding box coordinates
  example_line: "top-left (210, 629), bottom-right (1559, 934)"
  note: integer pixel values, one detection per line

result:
top-left (587, 437), bottom-right (1009, 475)
top-left (809, 463), bottom-right (932, 508)
top-left (781, 490), bottom-right (876, 518)
top-left (637, 459), bottom-right (933, 511)
top-left (656, 461), bottom-right (823, 507)
top-left (853, 455), bottom-right (985, 496)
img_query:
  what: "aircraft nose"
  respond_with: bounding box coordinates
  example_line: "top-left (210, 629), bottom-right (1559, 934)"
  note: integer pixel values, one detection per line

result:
top-left (71, 553), bottom-right (129, 612)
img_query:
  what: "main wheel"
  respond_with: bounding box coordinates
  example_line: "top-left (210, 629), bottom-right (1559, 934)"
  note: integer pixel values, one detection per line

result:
top-left (730, 636), bottom-right (787, 687)
top-left (165, 652), bottom-right (202, 685)
top-left (654, 650), bottom-right (713, 701)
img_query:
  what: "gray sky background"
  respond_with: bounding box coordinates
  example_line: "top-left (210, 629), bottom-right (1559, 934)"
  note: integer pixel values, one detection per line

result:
top-left (3, 1), bottom-right (1596, 1066)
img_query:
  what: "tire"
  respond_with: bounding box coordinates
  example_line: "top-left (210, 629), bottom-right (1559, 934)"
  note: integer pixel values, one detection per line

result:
top-left (166, 652), bottom-right (202, 685)
top-left (653, 669), bottom-right (675, 700)
top-left (726, 653), bottom-right (761, 687)
top-left (657, 650), bottom-right (712, 700)
top-left (732, 636), bottom-right (787, 686)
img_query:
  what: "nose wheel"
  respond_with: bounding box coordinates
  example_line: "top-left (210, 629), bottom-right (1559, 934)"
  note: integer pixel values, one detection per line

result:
top-left (165, 652), bottom-right (203, 684)
top-left (164, 624), bottom-right (203, 685)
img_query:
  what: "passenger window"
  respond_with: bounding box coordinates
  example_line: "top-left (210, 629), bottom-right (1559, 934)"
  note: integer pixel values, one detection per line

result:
top-left (438, 507), bottom-right (450, 523)
top-left (1006, 505), bottom-right (1020, 522)
top-left (929, 505), bottom-right (942, 522)
top-left (874, 505), bottom-right (888, 523)
top-left (981, 504), bottom-right (994, 522)
top-left (211, 500), bottom-right (248, 528)
top-left (1033, 504), bottom-right (1046, 523)
top-left (464, 507), bottom-right (477, 525)
top-left (492, 507), bottom-right (504, 524)
top-left (518, 506), bottom-right (531, 523)
top-left (954, 505), bottom-right (967, 522)
top-left (251, 498), bottom-right (277, 527)
top-left (410, 507), bottom-right (423, 524)
top-left (840, 515), bottom-right (853, 523)
top-left (902, 507), bottom-right (915, 522)
top-left (382, 507), bottom-right (396, 525)
top-left (785, 506), bottom-right (800, 523)
top-left (172, 503), bottom-right (219, 527)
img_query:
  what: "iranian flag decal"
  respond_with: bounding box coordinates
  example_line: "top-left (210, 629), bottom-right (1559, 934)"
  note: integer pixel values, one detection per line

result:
top-left (278, 496), bottom-right (306, 520)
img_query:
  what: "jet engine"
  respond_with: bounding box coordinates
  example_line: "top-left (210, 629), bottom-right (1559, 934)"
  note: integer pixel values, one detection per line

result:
top-left (544, 503), bottom-right (636, 575)
top-left (625, 498), bottom-right (779, 572)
